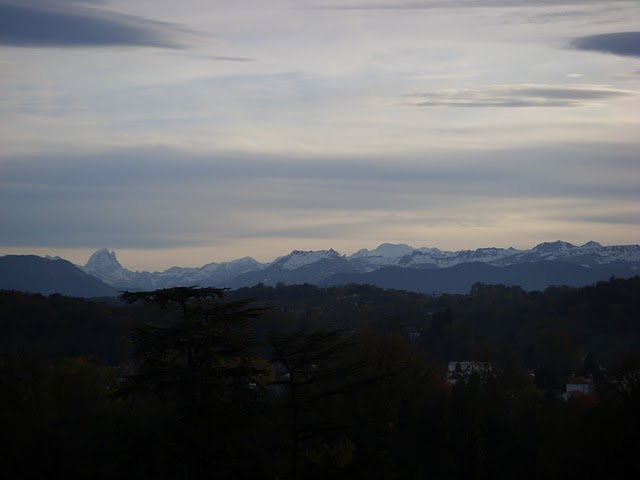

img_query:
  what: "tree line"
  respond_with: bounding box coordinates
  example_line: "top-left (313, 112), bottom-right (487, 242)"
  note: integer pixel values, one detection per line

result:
top-left (1, 277), bottom-right (639, 478)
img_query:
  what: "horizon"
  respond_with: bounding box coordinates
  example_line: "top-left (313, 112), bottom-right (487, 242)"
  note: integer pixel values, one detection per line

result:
top-left (1, 238), bottom-right (636, 272)
top-left (1, 1), bottom-right (639, 272)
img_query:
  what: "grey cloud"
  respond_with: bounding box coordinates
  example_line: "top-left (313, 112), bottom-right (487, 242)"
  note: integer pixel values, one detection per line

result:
top-left (2, 145), bottom-right (638, 195)
top-left (1, 145), bottom-right (638, 249)
top-left (498, 6), bottom-right (628, 26)
top-left (0, 0), bottom-right (189, 48)
top-left (0, 147), bottom-right (587, 193)
top-left (204, 55), bottom-right (255, 63)
top-left (313, 1), bottom-right (634, 10)
top-left (571, 32), bottom-right (640, 58)
top-left (410, 84), bottom-right (635, 108)
top-left (561, 212), bottom-right (640, 226)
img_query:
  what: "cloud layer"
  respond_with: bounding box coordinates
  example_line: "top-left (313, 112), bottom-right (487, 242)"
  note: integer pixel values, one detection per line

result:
top-left (1, 145), bottom-right (638, 254)
top-left (312, 0), bottom-right (638, 10)
top-left (410, 84), bottom-right (635, 108)
top-left (0, 0), bottom-right (187, 47)
top-left (571, 32), bottom-right (640, 58)
top-left (0, 0), bottom-right (639, 269)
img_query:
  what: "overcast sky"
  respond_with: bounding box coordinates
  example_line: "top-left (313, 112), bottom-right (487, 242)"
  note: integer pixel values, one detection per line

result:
top-left (1, 0), bottom-right (639, 271)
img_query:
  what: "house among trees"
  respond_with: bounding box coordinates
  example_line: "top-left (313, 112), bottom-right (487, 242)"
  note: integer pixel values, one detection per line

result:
top-left (402, 325), bottom-right (422, 344)
top-left (447, 361), bottom-right (492, 384)
top-left (562, 376), bottom-right (596, 400)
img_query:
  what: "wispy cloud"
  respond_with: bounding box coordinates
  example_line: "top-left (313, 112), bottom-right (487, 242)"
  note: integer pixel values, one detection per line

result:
top-left (202, 55), bottom-right (255, 63)
top-left (311, 0), bottom-right (637, 10)
top-left (571, 31), bottom-right (640, 58)
top-left (1, 144), bottom-right (638, 250)
top-left (0, 0), bottom-right (192, 48)
top-left (408, 84), bottom-right (635, 108)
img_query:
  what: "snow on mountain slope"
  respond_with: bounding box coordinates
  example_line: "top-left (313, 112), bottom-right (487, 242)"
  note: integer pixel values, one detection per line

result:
top-left (199, 257), bottom-right (266, 286)
top-left (227, 250), bottom-right (357, 288)
top-left (532, 240), bottom-right (576, 254)
top-left (351, 243), bottom-right (526, 269)
top-left (514, 241), bottom-right (640, 266)
top-left (149, 257), bottom-right (265, 287)
top-left (594, 244), bottom-right (640, 263)
top-left (272, 249), bottom-right (344, 270)
top-left (350, 243), bottom-right (415, 259)
top-left (349, 243), bottom-right (420, 270)
top-left (83, 248), bottom-right (138, 281)
top-left (81, 249), bottom-right (265, 289)
top-left (79, 241), bottom-right (640, 291)
top-left (397, 247), bottom-right (522, 268)
top-left (352, 241), bottom-right (640, 270)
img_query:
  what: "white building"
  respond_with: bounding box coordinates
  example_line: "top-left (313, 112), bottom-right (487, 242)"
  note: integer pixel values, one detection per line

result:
top-left (447, 361), bottom-right (492, 384)
top-left (562, 376), bottom-right (595, 400)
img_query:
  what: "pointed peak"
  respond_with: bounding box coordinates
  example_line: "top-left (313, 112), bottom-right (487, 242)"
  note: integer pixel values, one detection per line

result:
top-left (285, 248), bottom-right (340, 257)
top-left (532, 240), bottom-right (575, 252)
top-left (349, 248), bottom-right (371, 259)
top-left (85, 248), bottom-right (123, 271)
top-left (581, 241), bottom-right (602, 249)
top-left (223, 256), bottom-right (264, 267)
top-left (87, 247), bottom-right (115, 260)
top-left (377, 242), bottom-right (412, 248)
top-left (417, 246), bottom-right (443, 253)
top-left (232, 256), bottom-right (261, 263)
top-left (372, 243), bottom-right (415, 257)
top-left (273, 249), bottom-right (343, 270)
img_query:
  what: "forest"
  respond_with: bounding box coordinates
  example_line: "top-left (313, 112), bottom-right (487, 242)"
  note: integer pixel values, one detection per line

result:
top-left (1, 277), bottom-right (639, 479)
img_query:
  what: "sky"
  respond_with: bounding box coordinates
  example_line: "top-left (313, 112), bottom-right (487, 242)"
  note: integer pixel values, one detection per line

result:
top-left (0, 0), bottom-right (639, 271)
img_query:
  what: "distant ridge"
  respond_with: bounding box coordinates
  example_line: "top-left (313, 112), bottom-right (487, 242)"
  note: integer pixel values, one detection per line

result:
top-left (70, 241), bottom-right (640, 294)
top-left (2, 241), bottom-right (638, 296)
top-left (0, 255), bottom-right (117, 297)
top-left (325, 261), bottom-right (633, 294)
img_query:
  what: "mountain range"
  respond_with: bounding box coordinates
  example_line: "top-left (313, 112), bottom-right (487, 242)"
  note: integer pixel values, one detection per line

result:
top-left (1, 241), bottom-right (638, 297)
top-left (80, 240), bottom-right (640, 294)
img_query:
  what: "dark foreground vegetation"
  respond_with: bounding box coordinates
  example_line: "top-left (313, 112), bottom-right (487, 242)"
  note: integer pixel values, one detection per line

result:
top-left (1, 277), bottom-right (639, 479)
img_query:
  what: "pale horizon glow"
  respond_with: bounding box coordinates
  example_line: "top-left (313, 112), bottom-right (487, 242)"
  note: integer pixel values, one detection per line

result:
top-left (2, 233), bottom-right (636, 272)
top-left (1, 0), bottom-right (639, 271)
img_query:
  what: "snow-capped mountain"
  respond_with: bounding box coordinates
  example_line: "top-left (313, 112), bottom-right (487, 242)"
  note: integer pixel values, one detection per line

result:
top-left (350, 243), bottom-right (416, 260)
top-left (523, 241), bottom-right (640, 265)
top-left (77, 241), bottom-right (640, 292)
top-left (349, 241), bottom-right (640, 271)
top-left (84, 248), bottom-right (139, 283)
top-left (273, 249), bottom-right (344, 270)
top-left (80, 249), bottom-right (266, 290)
top-left (349, 243), bottom-right (428, 271)
top-left (148, 257), bottom-right (265, 288)
top-left (228, 249), bottom-right (357, 288)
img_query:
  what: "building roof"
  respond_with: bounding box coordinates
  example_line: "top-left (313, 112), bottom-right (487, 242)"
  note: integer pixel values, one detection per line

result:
top-left (567, 376), bottom-right (592, 385)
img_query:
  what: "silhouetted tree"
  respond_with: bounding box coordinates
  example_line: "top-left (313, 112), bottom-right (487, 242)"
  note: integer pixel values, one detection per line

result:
top-left (268, 329), bottom-right (377, 479)
top-left (118, 287), bottom-right (269, 479)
